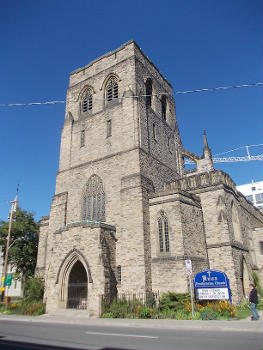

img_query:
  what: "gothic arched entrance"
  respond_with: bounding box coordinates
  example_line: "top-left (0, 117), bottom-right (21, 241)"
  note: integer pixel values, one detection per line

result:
top-left (67, 260), bottom-right (88, 309)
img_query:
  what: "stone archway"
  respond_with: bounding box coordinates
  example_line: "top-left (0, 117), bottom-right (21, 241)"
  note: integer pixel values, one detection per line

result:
top-left (67, 260), bottom-right (88, 309)
top-left (57, 250), bottom-right (92, 310)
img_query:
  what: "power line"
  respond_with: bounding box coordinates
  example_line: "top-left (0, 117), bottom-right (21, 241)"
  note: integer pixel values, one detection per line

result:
top-left (0, 82), bottom-right (262, 107)
top-left (175, 82), bottom-right (263, 95)
top-left (213, 144), bottom-right (263, 156)
top-left (184, 154), bottom-right (263, 164)
top-left (184, 144), bottom-right (263, 164)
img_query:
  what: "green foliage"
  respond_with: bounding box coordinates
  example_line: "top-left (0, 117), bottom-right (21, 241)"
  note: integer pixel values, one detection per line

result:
top-left (257, 298), bottom-right (263, 310)
top-left (101, 312), bottom-right (113, 318)
top-left (0, 207), bottom-right (39, 279)
top-left (159, 292), bottom-right (190, 312)
top-left (102, 297), bottom-right (142, 318)
top-left (146, 293), bottom-right (156, 308)
top-left (252, 271), bottom-right (263, 297)
top-left (235, 300), bottom-right (251, 319)
top-left (174, 310), bottom-right (189, 320)
top-left (24, 277), bottom-right (44, 302)
top-left (200, 307), bottom-right (218, 320)
top-left (192, 311), bottom-right (201, 320)
top-left (7, 301), bottom-right (45, 315)
top-left (139, 307), bottom-right (152, 319)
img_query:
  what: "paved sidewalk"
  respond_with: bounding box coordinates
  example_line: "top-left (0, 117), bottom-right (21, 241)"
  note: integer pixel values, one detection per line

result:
top-left (0, 310), bottom-right (262, 333)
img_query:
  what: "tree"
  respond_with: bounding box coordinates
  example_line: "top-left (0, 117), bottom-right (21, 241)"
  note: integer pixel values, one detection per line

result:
top-left (0, 207), bottom-right (39, 280)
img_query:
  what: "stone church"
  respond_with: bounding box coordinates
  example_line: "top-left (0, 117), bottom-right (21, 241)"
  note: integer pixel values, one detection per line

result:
top-left (36, 40), bottom-right (263, 316)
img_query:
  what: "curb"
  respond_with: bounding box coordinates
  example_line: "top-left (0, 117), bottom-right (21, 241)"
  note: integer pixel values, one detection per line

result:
top-left (0, 314), bottom-right (262, 333)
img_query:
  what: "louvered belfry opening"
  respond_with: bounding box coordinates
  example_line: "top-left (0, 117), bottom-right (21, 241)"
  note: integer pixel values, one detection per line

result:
top-left (82, 89), bottom-right (93, 112)
top-left (106, 77), bottom-right (118, 102)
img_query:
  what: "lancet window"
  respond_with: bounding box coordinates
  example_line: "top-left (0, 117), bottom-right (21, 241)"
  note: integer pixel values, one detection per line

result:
top-left (145, 78), bottom-right (153, 107)
top-left (158, 212), bottom-right (170, 252)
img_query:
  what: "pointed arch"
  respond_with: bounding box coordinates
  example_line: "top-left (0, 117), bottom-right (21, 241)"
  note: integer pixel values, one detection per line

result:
top-left (101, 74), bottom-right (120, 104)
top-left (56, 249), bottom-right (92, 305)
top-left (56, 248), bottom-right (93, 284)
top-left (79, 86), bottom-right (93, 113)
top-left (82, 174), bottom-right (105, 222)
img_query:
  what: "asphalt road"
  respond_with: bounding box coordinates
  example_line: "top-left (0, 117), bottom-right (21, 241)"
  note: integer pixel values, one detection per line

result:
top-left (0, 319), bottom-right (262, 350)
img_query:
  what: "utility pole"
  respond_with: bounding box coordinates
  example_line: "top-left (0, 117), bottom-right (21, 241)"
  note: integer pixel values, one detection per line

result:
top-left (1, 194), bottom-right (18, 302)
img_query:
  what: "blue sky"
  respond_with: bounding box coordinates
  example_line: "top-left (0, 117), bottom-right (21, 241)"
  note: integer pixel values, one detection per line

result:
top-left (1, 0), bottom-right (262, 221)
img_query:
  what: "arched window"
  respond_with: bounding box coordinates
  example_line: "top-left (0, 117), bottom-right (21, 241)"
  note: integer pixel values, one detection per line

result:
top-left (161, 95), bottom-right (167, 121)
top-left (81, 88), bottom-right (93, 113)
top-left (83, 175), bottom-right (105, 222)
top-left (158, 213), bottom-right (170, 252)
top-left (145, 79), bottom-right (153, 108)
top-left (106, 77), bottom-right (118, 102)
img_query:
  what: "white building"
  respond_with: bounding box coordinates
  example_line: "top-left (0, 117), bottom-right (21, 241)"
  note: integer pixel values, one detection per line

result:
top-left (0, 250), bottom-right (23, 298)
top-left (237, 180), bottom-right (263, 210)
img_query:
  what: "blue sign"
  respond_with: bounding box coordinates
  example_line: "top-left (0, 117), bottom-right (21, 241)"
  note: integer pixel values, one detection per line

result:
top-left (194, 270), bottom-right (231, 303)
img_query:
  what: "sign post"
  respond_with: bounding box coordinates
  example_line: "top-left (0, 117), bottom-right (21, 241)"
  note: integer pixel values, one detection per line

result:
top-left (185, 259), bottom-right (194, 318)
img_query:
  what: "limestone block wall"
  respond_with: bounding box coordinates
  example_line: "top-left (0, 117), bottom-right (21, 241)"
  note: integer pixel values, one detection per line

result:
top-left (252, 228), bottom-right (263, 287)
top-left (117, 173), bottom-right (151, 295)
top-left (60, 43), bottom-right (138, 173)
top-left (149, 191), bottom-right (208, 294)
top-left (35, 216), bottom-right (49, 276)
top-left (44, 224), bottom-right (114, 317)
top-left (100, 228), bottom-right (117, 302)
top-left (134, 46), bottom-right (183, 177)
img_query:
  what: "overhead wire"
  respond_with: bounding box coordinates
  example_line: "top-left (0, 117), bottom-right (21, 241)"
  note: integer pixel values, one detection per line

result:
top-left (0, 82), bottom-right (262, 107)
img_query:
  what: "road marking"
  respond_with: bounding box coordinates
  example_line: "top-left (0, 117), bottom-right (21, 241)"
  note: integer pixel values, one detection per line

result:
top-left (85, 331), bottom-right (158, 339)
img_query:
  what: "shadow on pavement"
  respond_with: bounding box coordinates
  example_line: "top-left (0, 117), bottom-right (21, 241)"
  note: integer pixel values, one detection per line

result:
top-left (0, 339), bottom-right (133, 350)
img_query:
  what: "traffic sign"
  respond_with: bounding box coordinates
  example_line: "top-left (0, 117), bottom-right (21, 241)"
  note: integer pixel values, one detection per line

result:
top-left (5, 273), bottom-right (13, 287)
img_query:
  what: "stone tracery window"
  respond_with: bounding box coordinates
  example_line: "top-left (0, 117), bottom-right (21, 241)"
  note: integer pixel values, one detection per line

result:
top-left (106, 77), bottom-right (118, 102)
top-left (158, 212), bottom-right (170, 252)
top-left (81, 88), bottom-right (93, 113)
top-left (83, 175), bottom-right (105, 222)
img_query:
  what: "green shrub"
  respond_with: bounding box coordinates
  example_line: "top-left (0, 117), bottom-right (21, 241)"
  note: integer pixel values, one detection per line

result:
top-left (24, 277), bottom-right (44, 302)
top-left (146, 293), bottom-right (156, 308)
top-left (160, 292), bottom-right (190, 312)
top-left (200, 307), bottom-right (218, 320)
top-left (101, 297), bottom-right (143, 318)
top-left (6, 301), bottom-right (45, 316)
top-left (175, 310), bottom-right (189, 320)
top-left (257, 298), bottom-right (263, 310)
top-left (237, 299), bottom-right (250, 311)
top-left (192, 311), bottom-right (201, 320)
top-left (101, 312), bottom-right (113, 318)
top-left (139, 307), bottom-right (152, 319)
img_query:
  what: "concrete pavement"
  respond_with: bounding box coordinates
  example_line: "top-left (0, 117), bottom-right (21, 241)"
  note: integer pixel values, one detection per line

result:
top-left (0, 309), bottom-right (262, 333)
